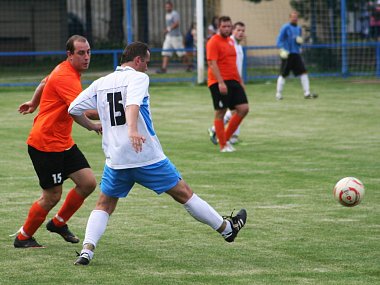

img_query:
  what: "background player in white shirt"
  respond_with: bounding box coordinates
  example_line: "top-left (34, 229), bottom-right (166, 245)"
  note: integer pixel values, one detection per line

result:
top-left (69, 42), bottom-right (247, 265)
top-left (156, 1), bottom-right (186, 73)
top-left (208, 21), bottom-right (246, 145)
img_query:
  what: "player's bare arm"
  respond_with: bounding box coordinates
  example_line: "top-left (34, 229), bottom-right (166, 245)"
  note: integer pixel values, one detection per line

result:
top-left (208, 60), bottom-right (227, 94)
top-left (18, 77), bottom-right (46, 115)
top-left (71, 113), bottom-right (102, 135)
top-left (84, 110), bottom-right (100, 120)
top-left (126, 104), bottom-right (146, 153)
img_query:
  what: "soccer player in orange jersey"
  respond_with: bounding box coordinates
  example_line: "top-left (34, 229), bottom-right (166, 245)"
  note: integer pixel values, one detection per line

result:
top-left (206, 16), bottom-right (249, 152)
top-left (14, 35), bottom-right (101, 248)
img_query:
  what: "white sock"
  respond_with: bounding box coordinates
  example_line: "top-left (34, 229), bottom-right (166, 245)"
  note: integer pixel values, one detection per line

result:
top-left (81, 248), bottom-right (94, 260)
top-left (221, 221), bottom-right (232, 236)
top-left (233, 126), bottom-right (240, 136)
top-left (224, 110), bottom-right (232, 125)
top-left (276, 75), bottom-right (285, 95)
top-left (183, 194), bottom-right (224, 231)
top-left (300, 74), bottom-right (310, 96)
top-left (83, 210), bottom-right (110, 249)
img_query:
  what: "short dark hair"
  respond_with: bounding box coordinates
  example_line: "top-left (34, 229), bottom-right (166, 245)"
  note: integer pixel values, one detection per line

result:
top-left (120, 42), bottom-right (150, 64)
top-left (66, 35), bottom-right (88, 54)
top-left (218, 16), bottom-right (232, 26)
top-left (233, 21), bottom-right (245, 29)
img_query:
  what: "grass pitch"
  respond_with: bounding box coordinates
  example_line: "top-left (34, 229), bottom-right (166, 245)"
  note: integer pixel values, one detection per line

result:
top-left (0, 78), bottom-right (379, 285)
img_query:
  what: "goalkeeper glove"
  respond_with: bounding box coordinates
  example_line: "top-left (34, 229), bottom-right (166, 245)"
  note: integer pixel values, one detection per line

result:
top-left (296, 36), bottom-right (304, 44)
top-left (279, 49), bottom-right (289, 59)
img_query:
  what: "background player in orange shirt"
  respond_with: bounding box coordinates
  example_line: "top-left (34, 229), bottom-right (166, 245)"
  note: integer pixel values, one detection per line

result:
top-left (14, 35), bottom-right (101, 248)
top-left (206, 16), bottom-right (249, 152)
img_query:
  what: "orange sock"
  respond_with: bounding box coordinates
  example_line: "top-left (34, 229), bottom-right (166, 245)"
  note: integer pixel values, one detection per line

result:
top-left (52, 189), bottom-right (85, 227)
top-left (214, 119), bottom-right (226, 148)
top-left (18, 201), bottom-right (49, 240)
top-left (225, 113), bottom-right (243, 142)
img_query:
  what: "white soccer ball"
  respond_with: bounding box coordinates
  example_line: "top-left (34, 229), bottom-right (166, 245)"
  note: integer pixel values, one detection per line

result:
top-left (333, 177), bottom-right (365, 207)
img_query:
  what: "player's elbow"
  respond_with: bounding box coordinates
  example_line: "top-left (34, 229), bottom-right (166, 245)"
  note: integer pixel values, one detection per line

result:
top-left (85, 110), bottom-right (99, 120)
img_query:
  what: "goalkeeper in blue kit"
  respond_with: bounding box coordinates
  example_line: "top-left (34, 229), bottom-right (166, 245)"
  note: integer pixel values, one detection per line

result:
top-left (275, 11), bottom-right (317, 100)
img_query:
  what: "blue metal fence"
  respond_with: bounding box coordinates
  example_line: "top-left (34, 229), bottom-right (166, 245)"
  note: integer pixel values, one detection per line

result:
top-left (1, 0), bottom-right (379, 87)
top-left (1, 40), bottom-right (379, 87)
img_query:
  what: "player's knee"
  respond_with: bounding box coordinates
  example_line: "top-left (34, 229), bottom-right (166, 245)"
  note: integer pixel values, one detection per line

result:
top-left (95, 194), bottom-right (117, 214)
top-left (76, 177), bottom-right (97, 197)
top-left (85, 177), bottom-right (97, 193)
top-left (40, 192), bottom-right (62, 210)
top-left (236, 105), bottom-right (249, 117)
top-left (167, 180), bottom-right (193, 204)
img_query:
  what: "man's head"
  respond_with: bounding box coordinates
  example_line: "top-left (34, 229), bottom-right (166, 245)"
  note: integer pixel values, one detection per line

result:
top-left (120, 41), bottom-right (150, 73)
top-left (66, 35), bottom-right (91, 73)
top-left (165, 1), bottom-right (173, 13)
top-left (289, 11), bottom-right (298, 25)
top-left (232, 22), bottom-right (246, 42)
top-left (218, 16), bottom-right (233, 38)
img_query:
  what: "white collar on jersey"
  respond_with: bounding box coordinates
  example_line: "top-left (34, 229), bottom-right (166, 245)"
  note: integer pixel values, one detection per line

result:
top-left (115, 65), bottom-right (135, 72)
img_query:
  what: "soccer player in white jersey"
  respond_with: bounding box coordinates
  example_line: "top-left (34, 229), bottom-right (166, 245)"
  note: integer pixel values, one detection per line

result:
top-left (208, 22), bottom-right (246, 145)
top-left (68, 42), bottom-right (247, 266)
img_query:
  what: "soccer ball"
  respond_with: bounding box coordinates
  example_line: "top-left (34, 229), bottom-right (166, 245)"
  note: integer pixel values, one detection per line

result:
top-left (333, 177), bottom-right (365, 207)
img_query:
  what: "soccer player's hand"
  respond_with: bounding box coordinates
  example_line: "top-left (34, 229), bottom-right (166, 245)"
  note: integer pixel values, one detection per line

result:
top-left (92, 123), bottom-right (102, 135)
top-left (296, 36), bottom-right (304, 44)
top-left (279, 49), bottom-right (289, 59)
top-left (129, 132), bottom-right (146, 153)
top-left (218, 82), bottom-right (228, 95)
top-left (18, 101), bottom-right (37, 115)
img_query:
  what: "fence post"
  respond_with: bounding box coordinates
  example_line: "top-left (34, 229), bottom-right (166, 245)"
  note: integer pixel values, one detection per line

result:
top-left (377, 42), bottom-right (380, 78)
top-left (126, 0), bottom-right (133, 44)
top-left (113, 51), bottom-right (119, 70)
top-left (341, 0), bottom-right (348, 77)
top-left (242, 47), bottom-right (247, 83)
top-left (196, 0), bottom-right (205, 84)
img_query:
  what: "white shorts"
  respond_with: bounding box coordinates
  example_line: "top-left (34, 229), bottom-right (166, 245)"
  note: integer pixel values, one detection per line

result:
top-left (162, 35), bottom-right (185, 57)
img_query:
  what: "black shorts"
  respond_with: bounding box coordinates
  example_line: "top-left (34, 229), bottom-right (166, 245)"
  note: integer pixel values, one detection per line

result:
top-left (209, 80), bottom-right (248, 110)
top-left (28, 144), bottom-right (90, 189)
top-left (280, 53), bottom-right (307, 77)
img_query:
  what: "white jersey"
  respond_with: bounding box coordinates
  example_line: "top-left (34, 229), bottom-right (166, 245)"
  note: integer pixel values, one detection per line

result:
top-left (69, 66), bottom-right (166, 169)
top-left (231, 35), bottom-right (244, 78)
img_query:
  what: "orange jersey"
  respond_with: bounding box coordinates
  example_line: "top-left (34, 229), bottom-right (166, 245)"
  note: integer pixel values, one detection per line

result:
top-left (27, 61), bottom-right (83, 152)
top-left (206, 34), bottom-right (240, 86)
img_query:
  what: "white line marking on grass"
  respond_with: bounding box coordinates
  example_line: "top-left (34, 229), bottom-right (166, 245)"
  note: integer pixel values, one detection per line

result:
top-left (256, 204), bottom-right (300, 209)
top-left (0, 176), bottom-right (36, 180)
top-left (320, 218), bottom-right (359, 223)
top-left (276, 194), bottom-right (306, 197)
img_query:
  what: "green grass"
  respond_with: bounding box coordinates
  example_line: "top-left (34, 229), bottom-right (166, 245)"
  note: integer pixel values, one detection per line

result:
top-left (0, 78), bottom-right (379, 285)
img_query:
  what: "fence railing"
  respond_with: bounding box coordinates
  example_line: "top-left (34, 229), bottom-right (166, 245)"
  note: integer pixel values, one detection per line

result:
top-left (1, 41), bottom-right (379, 87)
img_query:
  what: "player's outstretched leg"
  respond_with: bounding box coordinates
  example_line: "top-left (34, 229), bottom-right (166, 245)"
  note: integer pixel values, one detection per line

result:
top-left (222, 209), bottom-right (247, 242)
top-left (181, 191), bottom-right (247, 242)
